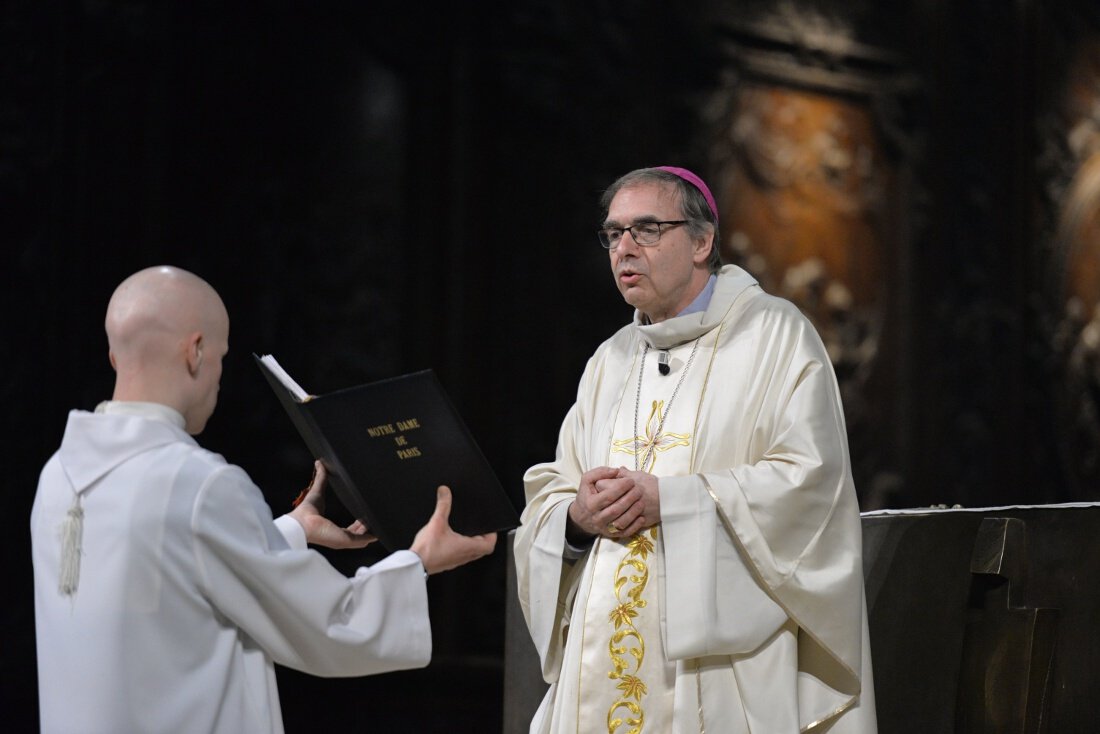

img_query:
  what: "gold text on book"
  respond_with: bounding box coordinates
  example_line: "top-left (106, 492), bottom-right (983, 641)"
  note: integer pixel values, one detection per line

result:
top-left (367, 417), bottom-right (424, 460)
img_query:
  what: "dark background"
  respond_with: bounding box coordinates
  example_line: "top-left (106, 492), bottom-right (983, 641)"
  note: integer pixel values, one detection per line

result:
top-left (6, 1), bottom-right (1100, 731)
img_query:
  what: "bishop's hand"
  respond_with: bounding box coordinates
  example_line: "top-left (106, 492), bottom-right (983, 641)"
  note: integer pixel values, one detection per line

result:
top-left (567, 466), bottom-right (645, 541)
top-left (610, 467), bottom-right (660, 533)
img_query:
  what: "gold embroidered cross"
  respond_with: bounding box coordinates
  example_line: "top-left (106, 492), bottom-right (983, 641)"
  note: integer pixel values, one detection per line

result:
top-left (611, 399), bottom-right (690, 473)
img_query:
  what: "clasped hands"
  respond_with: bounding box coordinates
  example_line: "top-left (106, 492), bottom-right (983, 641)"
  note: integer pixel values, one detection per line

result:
top-left (566, 465), bottom-right (660, 542)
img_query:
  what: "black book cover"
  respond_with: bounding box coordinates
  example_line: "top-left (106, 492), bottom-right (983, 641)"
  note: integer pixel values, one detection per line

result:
top-left (254, 354), bottom-right (519, 550)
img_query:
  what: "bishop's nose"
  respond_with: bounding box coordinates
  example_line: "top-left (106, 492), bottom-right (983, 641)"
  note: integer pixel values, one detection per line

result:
top-left (615, 229), bottom-right (643, 255)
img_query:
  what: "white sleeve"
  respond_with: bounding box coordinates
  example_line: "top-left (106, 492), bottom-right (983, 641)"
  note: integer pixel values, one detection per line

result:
top-left (273, 514), bottom-right (307, 550)
top-left (190, 464), bottom-right (432, 678)
top-left (514, 394), bottom-right (591, 682)
top-left (660, 308), bottom-right (864, 676)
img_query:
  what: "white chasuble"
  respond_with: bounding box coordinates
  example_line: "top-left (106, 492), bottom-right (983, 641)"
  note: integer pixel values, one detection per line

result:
top-left (516, 265), bottom-right (877, 734)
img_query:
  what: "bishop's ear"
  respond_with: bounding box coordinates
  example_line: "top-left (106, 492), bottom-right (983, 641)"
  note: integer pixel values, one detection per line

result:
top-left (693, 230), bottom-right (715, 265)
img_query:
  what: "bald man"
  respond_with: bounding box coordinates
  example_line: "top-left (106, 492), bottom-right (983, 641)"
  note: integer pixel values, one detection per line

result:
top-left (31, 265), bottom-right (496, 734)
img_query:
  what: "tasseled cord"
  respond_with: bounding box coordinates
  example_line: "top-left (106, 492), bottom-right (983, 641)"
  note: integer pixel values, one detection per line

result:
top-left (58, 493), bottom-right (84, 596)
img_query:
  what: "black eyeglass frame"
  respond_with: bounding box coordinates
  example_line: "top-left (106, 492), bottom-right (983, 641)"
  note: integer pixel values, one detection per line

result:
top-left (597, 220), bottom-right (688, 249)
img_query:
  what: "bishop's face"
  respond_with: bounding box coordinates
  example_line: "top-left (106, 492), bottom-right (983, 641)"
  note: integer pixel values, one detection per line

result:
top-left (606, 182), bottom-right (711, 323)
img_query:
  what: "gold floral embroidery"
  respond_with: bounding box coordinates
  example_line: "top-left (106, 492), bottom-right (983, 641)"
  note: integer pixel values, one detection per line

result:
top-left (611, 400), bottom-right (690, 473)
top-left (606, 527), bottom-right (658, 733)
top-left (608, 700), bottom-right (644, 734)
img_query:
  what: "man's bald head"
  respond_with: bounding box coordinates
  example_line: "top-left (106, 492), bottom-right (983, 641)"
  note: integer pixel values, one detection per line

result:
top-left (105, 266), bottom-right (229, 434)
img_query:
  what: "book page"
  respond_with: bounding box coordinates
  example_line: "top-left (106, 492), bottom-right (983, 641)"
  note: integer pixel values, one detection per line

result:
top-left (258, 354), bottom-right (314, 402)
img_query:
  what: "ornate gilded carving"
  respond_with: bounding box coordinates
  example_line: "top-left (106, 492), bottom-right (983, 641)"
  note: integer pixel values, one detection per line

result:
top-left (722, 88), bottom-right (885, 379)
top-left (705, 2), bottom-right (917, 508)
top-left (1042, 33), bottom-right (1100, 494)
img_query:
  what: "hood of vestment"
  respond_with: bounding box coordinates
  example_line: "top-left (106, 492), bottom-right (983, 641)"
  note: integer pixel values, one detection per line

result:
top-left (57, 409), bottom-right (197, 495)
top-left (632, 264), bottom-right (760, 349)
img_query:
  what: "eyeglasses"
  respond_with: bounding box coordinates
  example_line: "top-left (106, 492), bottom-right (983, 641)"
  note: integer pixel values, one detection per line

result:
top-left (598, 220), bottom-right (688, 249)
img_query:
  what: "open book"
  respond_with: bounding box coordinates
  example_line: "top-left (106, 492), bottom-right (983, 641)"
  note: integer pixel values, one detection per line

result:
top-left (255, 354), bottom-right (519, 550)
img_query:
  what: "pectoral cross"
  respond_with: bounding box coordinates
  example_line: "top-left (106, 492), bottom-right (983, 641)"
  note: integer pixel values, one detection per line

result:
top-left (612, 399), bottom-right (691, 473)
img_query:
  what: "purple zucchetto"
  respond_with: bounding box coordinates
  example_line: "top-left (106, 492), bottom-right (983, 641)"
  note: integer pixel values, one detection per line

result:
top-left (655, 166), bottom-right (719, 223)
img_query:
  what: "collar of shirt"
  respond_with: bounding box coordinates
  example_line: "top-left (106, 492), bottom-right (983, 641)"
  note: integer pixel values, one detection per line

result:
top-left (95, 400), bottom-right (186, 429)
top-left (678, 273), bottom-right (717, 317)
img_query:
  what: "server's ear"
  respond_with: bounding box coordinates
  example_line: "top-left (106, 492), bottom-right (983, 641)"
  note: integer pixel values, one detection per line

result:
top-left (186, 333), bottom-right (204, 376)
